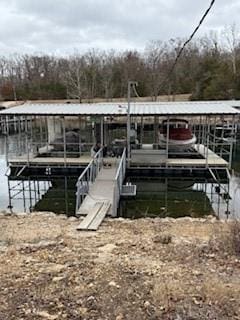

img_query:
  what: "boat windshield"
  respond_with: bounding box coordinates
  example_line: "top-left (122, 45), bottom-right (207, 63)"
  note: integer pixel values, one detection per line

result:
top-left (162, 122), bottom-right (188, 129)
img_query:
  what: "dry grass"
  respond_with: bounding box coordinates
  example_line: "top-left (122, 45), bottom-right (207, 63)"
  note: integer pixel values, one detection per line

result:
top-left (152, 278), bottom-right (186, 311)
top-left (207, 220), bottom-right (240, 257)
top-left (231, 221), bottom-right (240, 256)
top-left (1, 214), bottom-right (240, 319)
top-left (202, 276), bottom-right (240, 317)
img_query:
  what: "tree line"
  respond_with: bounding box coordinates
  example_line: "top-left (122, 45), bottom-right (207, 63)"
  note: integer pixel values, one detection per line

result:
top-left (1, 25), bottom-right (240, 102)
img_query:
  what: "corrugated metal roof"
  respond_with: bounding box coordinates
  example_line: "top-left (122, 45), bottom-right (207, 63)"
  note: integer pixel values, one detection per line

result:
top-left (0, 101), bottom-right (239, 116)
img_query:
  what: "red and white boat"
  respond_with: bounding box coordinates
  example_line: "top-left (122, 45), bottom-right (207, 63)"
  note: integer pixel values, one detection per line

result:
top-left (158, 119), bottom-right (196, 151)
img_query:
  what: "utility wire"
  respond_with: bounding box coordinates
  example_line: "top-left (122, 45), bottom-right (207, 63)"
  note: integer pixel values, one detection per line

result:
top-left (157, 0), bottom-right (216, 97)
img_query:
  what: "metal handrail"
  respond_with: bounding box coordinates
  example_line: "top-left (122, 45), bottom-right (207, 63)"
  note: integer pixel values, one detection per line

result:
top-left (113, 148), bottom-right (126, 217)
top-left (75, 148), bottom-right (103, 214)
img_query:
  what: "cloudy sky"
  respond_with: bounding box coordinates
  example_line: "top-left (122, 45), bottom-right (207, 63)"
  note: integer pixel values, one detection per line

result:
top-left (0, 0), bottom-right (239, 56)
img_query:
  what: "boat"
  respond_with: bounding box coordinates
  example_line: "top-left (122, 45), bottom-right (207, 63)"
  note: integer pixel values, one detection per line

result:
top-left (158, 119), bottom-right (196, 151)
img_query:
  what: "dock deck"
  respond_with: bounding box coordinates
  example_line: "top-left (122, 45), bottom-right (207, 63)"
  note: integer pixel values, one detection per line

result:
top-left (9, 144), bottom-right (228, 169)
top-left (131, 144), bottom-right (228, 168)
top-left (9, 155), bottom-right (92, 167)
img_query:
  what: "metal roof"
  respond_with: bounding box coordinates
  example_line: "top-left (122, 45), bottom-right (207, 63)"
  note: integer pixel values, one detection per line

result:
top-left (0, 101), bottom-right (239, 116)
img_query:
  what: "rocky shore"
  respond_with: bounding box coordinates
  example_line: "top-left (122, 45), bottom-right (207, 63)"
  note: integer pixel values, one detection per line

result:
top-left (0, 212), bottom-right (240, 319)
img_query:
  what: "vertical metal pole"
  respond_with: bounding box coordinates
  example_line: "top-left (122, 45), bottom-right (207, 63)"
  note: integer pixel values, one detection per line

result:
top-left (101, 116), bottom-right (104, 146)
top-left (213, 116), bottom-right (217, 153)
top-left (33, 180), bottom-right (37, 203)
top-left (18, 116), bottom-right (21, 155)
top-left (154, 116), bottom-right (158, 144)
top-left (14, 115), bottom-right (17, 133)
top-left (165, 178), bottom-right (168, 216)
top-left (4, 117), bottom-right (9, 165)
top-left (7, 178), bottom-right (13, 213)
top-left (25, 116), bottom-right (29, 165)
top-left (39, 116), bottom-right (43, 148)
top-left (166, 116), bottom-right (170, 167)
top-left (65, 176), bottom-right (69, 215)
top-left (30, 116), bottom-right (33, 156)
top-left (226, 179), bottom-right (230, 219)
top-left (22, 181), bottom-right (26, 212)
top-left (78, 116), bottom-right (82, 157)
top-left (33, 116), bottom-right (37, 154)
top-left (204, 179), bottom-right (207, 211)
top-left (37, 180), bottom-right (40, 201)
top-left (127, 81), bottom-right (131, 165)
top-left (201, 116), bottom-right (205, 153)
top-left (140, 115), bottom-right (144, 145)
top-left (229, 115), bottom-right (235, 169)
top-left (46, 116), bottom-right (49, 154)
top-left (63, 116), bottom-right (67, 167)
top-left (198, 116), bottom-right (202, 152)
top-left (28, 178), bottom-right (33, 212)
top-left (220, 117), bottom-right (224, 158)
top-left (206, 116), bottom-right (210, 168)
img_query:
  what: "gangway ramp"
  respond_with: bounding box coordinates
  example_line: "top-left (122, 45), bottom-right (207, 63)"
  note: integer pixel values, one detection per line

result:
top-left (76, 148), bottom-right (127, 231)
top-left (77, 165), bottom-right (117, 217)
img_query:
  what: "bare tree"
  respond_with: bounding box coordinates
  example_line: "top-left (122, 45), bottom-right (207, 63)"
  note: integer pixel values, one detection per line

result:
top-left (63, 55), bottom-right (86, 103)
top-left (222, 23), bottom-right (240, 75)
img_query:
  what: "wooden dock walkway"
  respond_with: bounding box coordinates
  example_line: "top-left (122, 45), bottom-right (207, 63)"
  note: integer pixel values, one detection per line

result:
top-left (76, 201), bottom-right (111, 231)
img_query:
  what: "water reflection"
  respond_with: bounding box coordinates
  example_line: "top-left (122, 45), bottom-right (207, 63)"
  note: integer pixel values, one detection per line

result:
top-left (119, 177), bottom-right (231, 219)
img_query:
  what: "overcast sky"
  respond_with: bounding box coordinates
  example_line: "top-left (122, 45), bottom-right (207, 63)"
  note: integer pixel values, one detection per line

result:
top-left (0, 0), bottom-right (239, 56)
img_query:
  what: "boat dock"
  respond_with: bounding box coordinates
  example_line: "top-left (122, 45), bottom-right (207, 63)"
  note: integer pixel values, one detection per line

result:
top-left (1, 101), bottom-right (239, 227)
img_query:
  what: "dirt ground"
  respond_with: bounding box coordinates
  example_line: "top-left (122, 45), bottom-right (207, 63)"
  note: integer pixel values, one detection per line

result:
top-left (0, 212), bottom-right (240, 320)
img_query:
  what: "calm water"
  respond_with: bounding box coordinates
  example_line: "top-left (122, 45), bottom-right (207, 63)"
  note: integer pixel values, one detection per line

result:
top-left (0, 135), bottom-right (240, 218)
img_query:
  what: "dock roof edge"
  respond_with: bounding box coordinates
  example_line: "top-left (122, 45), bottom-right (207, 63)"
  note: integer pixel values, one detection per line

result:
top-left (0, 101), bottom-right (240, 116)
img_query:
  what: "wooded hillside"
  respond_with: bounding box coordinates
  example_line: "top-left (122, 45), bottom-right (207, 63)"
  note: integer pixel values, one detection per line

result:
top-left (1, 27), bottom-right (240, 102)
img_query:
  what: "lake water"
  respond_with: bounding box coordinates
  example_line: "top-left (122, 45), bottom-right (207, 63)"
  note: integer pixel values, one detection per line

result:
top-left (0, 135), bottom-right (240, 218)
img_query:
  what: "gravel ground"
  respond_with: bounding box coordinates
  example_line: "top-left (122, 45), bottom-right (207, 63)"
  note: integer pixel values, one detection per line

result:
top-left (0, 212), bottom-right (240, 320)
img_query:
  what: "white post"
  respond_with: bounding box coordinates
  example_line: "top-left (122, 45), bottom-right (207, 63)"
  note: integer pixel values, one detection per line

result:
top-left (229, 115), bottom-right (235, 169)
top-left (127, 81), bottom-right (138, 166)
top-left (127, 81), bottom-right (131, 165)
top-left (101, 116), bottom-right (104, 146)
top-left (166, 116), bottom-right (170, 167)
top-left (62, 116), bottom-right (66, 167)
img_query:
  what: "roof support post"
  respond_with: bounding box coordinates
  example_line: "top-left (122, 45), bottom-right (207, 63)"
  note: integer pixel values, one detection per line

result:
top-left (4, 116), bottom-right (9, 165)
top-left (17, 116), bottom-right (21, 156)
top-left (213, 116), bottom-right (217, 153)
top-left (101, 116), bottom-right (104, 146)
top-left (127, 81), bottom-right (131, 166)
top-left (62, 116), bottom-right (67, 167)
top-left (154, 116), bottom-right (158, 144)
top-left (206, 116), bottom-right (210, 168)
top-left (140, 115), bottom-right (144, 146)
top-left (229, 115), bottom-right (235, 169)
top-left (166, 116), bottom-right (170, 167)
top-left (25, 116), bottom-right (29, 166)
top-left (39, 116), bottom-right (43, 148)
top-left (30, 116), bottom-right (33, 155)
top-left (127, 81), bottom-right (138, 166)
top-left (78, 116), bottom-right (82, 157)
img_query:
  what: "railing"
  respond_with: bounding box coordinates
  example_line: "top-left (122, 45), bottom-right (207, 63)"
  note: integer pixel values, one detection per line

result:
top-left (112, 148), bottom-right (127, 217)
top-left (75, 148), bottom-right (103, 214)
